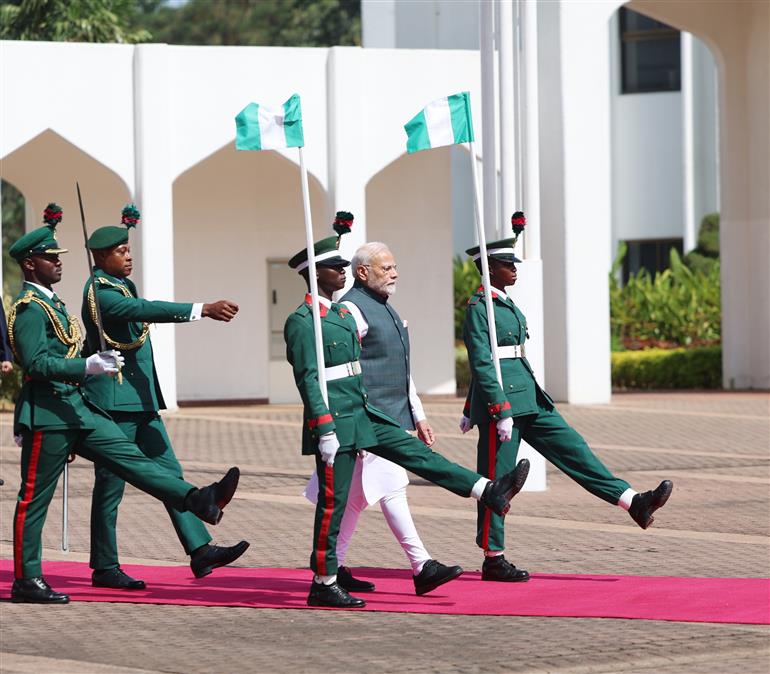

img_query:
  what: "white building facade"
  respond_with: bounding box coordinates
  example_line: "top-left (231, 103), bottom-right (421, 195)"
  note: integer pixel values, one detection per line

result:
top-left (1, 0), bottom-right (768, 411)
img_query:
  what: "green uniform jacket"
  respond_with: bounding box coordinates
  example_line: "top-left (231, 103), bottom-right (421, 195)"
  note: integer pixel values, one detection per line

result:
top-left (9, 283), bottom-right (91, 432)
top-left (463, 286), bottom-right (554, 426)
top-left (81, 269), bottom-right (193, 412)
top-left (284, 298), bottom-right (398, 455)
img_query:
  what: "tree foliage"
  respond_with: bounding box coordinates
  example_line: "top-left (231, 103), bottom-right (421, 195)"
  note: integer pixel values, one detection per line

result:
top-left (0, 0), bottom-right (150, 43)
top-left (610, 244), bottom-right (721, 350)
top-left (134, 0), bottom-right (361, 47)
top-left (453, 256), bottom-right (480, 340)
top-left (683, 211), bottom-right (720, 274)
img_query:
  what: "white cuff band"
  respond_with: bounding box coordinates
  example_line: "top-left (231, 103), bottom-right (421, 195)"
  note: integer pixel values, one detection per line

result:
top-left (471, 477), bottom-right (491, 501)
top-left (617, 488), bottom-right (637, 511)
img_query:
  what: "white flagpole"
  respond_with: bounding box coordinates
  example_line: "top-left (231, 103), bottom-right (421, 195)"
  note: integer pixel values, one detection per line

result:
top-left (468, 139), bottom-right (503, 386)
top-left (298, 146), bottom-right (328, 405)
top-left (61, 462), bottom-right (69, 552)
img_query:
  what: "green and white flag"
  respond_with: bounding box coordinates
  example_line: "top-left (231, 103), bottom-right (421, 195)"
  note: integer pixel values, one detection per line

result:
top-left (404, 92), bottom-right (475, 154)
top-left (235, 94), bottom-right (304, 151)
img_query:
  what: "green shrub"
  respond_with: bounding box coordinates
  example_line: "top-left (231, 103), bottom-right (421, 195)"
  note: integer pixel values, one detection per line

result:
top-left (696, 212), bottom-right (720, 257)
top-left (453, 256), bottom-right (480, 340)
top-left (612, 345), bottom-right (722, 389)
top-left (610, 244), bottom-right (721, 349)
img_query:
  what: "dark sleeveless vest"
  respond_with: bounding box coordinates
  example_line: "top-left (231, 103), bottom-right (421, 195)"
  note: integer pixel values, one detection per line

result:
top-left (341, 282), bottom-right (414, 429)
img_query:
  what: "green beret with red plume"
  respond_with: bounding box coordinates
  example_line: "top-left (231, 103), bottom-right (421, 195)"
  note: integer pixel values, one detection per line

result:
top-left (87, 203), bottom-right (140, 250)
top-left (8, 203), bottom-right (68, 261)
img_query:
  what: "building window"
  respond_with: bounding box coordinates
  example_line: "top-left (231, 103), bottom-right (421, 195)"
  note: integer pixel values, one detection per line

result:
top-left (620, 8), bottom-right (681, 94)
top-left (622, 238), bottom-right (684, 284)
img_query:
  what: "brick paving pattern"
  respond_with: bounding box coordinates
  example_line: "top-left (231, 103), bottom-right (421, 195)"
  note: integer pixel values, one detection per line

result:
top-left (0, 391), bottom-right (768, 673)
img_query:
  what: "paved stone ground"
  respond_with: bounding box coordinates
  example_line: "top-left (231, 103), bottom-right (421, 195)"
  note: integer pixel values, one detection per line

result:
top-left (0, 392), bottom-right (768, 674)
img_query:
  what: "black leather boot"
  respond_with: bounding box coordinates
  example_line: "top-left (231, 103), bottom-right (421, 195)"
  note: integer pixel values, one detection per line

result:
top-left (307, 580), bottom-right (366, 608)
top-left (185, 467), bottom-right (240, 525)
top-left (629, 480), bottom-right (673, 529)
top-left (481, 555), bottom-right (530, 582)
top-left (337, 566), bottom-right (375, 593)
top-left (190, 540), bottom-right (250, 579)
top-left (413, 559), bottom-right (463, 595)
top-left (11, 577), bottom-right (69, 604)
top-left (92, 567), bottom-right (146, 590)
top-left (480, 458), bottom-right (530, 516)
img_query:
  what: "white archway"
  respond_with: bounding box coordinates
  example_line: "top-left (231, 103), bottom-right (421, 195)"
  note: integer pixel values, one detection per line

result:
top-left (0, 129), bottom-right (131, 307)
top-left (173, 142), bottom-right (328, 403)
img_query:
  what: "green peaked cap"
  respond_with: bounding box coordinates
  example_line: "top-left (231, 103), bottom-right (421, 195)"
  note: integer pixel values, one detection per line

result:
top-left (288, 212), bottom-right (354, 272)
top-left (288, 236), bottom-right (350, 272)
top-left (88, 203), bottom-right (140, 250)
top-left (464, 237), bottom-right (522, 263)
top-left (465, 211), bottom-right (526, 262)
top-left (9, 203), bottom-right (68, 262)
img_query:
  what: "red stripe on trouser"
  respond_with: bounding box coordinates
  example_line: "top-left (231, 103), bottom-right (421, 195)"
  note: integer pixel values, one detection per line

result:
top-left (481, 421), bottom-right (497, 551)
top-left (14, 431), bottom-right (43, 578)
top-left (315, 463), bottom-right (335, 576)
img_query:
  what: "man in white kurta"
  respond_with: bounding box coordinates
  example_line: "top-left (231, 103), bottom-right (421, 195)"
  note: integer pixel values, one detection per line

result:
top-left (304, 241), bottom-right (463, 596)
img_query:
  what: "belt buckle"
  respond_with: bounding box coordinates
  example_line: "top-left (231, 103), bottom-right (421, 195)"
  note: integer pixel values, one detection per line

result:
top-left (345, 362), bottom-right (354, 376)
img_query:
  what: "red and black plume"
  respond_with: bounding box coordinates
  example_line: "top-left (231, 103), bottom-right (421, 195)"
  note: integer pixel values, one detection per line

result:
top-left (42, 203), bottom-right (63, 228)
top-left (121, 204), bottom-right (141, 229)
top-left (333, 211), bottom-right (354, 237)
top-left (511, 211), bottom-right (526, 242)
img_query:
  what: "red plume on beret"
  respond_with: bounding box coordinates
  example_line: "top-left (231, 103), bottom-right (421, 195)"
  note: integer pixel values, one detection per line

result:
top-left (121, 204), bottom-right (141, 229)
top-left (333, 211), bottom-right (354, 237)
top-left (511, 211), bottom-right (526, 243)
top-left (42, 203), bottom-right (63, 228)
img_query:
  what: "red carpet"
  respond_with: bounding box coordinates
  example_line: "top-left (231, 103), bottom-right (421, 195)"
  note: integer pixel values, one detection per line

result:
top-left (2, 561), bottom-right (767, 624)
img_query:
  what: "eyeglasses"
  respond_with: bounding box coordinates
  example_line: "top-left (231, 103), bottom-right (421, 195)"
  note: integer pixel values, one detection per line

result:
top-left (362, 264), bottom-right (398, 273)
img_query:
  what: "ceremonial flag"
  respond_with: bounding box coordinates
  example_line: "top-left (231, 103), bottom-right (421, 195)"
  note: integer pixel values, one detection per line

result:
top-left (235, 94), bottom-right (304, 151)
top-left (404, 92), bottom-right (475, 154)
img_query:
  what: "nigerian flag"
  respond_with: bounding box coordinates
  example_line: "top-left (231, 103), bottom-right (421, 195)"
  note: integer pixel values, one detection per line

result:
top-left (404, 92), bottom-right (474, 154)
top-left (235, 94), bottom-right (304, 151)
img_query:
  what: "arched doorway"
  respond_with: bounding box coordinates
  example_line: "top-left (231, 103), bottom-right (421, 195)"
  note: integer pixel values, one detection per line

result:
top-left (173, 142), bottom-right (328, 403)
top-left (1, 129), bottom-right (131, 308)
top-left (366, 146), bottom-right (456, 395)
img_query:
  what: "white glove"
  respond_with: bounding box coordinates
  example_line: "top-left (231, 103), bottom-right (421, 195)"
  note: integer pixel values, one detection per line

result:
top-left (318, 432), bottom-right (340, 466)
top-left (496, 417), bottom-right (514, 442)
top-left (14, 434), bottom-right (23, 447)
top-left (459, 416), bottom-right (472, 434)
top-left (85, 350), bottom-right (124, 375)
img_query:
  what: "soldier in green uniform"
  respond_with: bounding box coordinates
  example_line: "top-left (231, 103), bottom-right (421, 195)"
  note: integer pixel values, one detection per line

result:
top-left (284, 226), bottom-right (530, 609)
top-left (82, 205), bottom-right (249, 590)
top-left (7, 205), bottom-right (240, 604)
top-left (461, 212), bottom-right (673, 582)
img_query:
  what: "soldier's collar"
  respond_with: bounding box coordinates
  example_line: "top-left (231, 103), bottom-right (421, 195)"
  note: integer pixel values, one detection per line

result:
top-left (24, 281), bottom-right (55, 300)
top-left (477, 284), bottom-right (511, 302)
top-left (94, 267), bottom-right (127, 284)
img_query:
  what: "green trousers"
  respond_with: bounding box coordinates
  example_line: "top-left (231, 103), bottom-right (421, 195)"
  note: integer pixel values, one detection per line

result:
top-left (13, 416), bottom-right (195, 579)
top-left (476, 396), bottom-right (630, 551)
top-left (90, 411), bottom-right (211, 570)
top-left (311, 416), bottom-right (481, 576)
